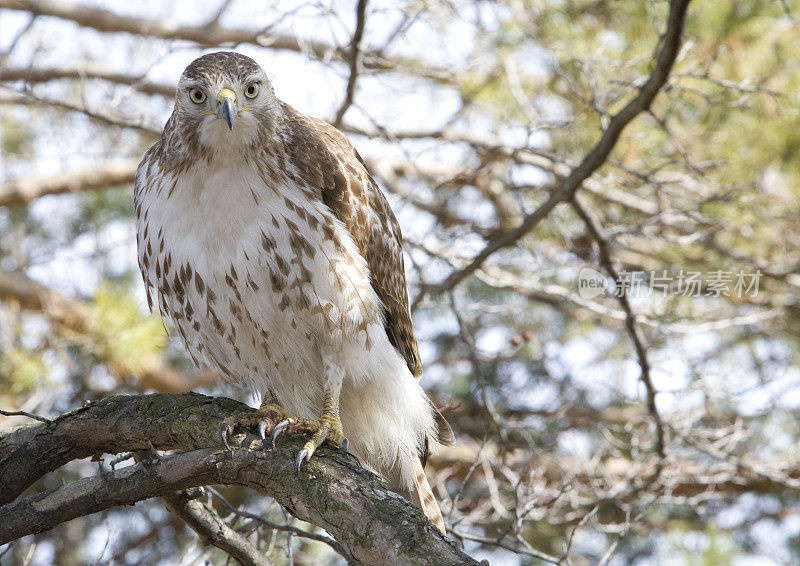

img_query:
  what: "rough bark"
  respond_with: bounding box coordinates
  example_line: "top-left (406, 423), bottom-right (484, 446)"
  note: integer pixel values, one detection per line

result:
top-left (0, 393), bottom-right (479, 566)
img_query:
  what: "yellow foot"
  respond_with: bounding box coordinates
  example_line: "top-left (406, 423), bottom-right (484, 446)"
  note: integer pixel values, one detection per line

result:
top-left (219, 402), bottom-right (292, 450)
top-left (291, 414), bottom-right (346, 471)
top-left (219, 399), bottom-right (348, 472)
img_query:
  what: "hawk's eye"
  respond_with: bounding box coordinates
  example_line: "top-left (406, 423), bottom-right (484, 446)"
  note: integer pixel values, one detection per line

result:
top-left (189, 88), bottom-right (206, 104)
top-left (244, 82), bottom-right (260, 99)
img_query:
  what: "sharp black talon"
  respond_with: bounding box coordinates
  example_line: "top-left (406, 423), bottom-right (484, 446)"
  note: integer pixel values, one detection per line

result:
top-left (257, 420), bottom-right (268, 442)
top-left (342, 438), bottom-right (349, 454)
top-left (270, 419), bottom-right (291, 450)
top-left (295, 448), bottom-right (309, 472)
top-left (220, 422), bottom-right (231, 451)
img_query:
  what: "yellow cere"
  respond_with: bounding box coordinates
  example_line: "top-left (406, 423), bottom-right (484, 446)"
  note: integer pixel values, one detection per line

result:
top-left (217, 88), bottom-right (236, 103)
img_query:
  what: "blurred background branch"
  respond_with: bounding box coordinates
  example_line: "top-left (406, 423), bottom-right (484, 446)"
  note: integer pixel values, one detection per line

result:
top-left (2, 0), bottom-right (800, 564)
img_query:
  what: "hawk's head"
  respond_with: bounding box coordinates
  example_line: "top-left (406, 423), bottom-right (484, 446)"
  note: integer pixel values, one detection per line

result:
top-left (173, 52), bottom-right (278, 155)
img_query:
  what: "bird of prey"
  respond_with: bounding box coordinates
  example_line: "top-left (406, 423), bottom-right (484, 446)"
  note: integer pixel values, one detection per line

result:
top-left (134, 51), bottom-right (453, 533)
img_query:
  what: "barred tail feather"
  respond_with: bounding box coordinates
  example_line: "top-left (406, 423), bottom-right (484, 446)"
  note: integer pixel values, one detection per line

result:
top-left (410, 455), bottom-right (446, 535)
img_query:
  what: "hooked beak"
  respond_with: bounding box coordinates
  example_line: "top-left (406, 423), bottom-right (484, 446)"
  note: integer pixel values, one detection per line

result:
top-left (217, 88), bottom-right (237, 130)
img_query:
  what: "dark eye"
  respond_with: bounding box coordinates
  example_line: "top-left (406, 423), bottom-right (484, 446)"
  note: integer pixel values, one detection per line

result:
top-left (189, 88), bottom-right (206, 103)
top-left (244, 82), bottom-right (260, 99)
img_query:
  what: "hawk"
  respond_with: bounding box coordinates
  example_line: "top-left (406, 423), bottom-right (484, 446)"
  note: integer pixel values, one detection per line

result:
top-left (134, 52), bottom-right (453, 533)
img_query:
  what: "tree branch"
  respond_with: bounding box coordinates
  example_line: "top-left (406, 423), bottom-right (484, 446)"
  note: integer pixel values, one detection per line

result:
top-left (0, 88), bottom-right (161, 134)
top-left (205, 486), bottom-right (345, 554)
top-left (0, 409), bottom-right (50, 424)
top-left (0, 0), bottom-right (450, 81)
top-left (412, 0), bottom-right (692, 307)
top-left (0, 159), bottom-right (138, 207)
top-left (0, 66), bottom-right (174, 97)
top-left (0, 268), bottom-right (213, 393)
top-left (0, 393), bottom-right (479, 566)
top-left (162, 489), bottom-right (273, 566)
top-left (571, 196), bottom-right (666, 463)
top-left (332, 0), bottom-right (368, 127)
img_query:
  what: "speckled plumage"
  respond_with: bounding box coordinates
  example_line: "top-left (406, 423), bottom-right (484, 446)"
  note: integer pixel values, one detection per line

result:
top-left (134, 52), bottom-right (452, 532)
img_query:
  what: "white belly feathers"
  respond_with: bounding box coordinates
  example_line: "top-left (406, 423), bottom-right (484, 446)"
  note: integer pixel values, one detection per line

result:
top-left (136, 159), bottom-right (391, 418)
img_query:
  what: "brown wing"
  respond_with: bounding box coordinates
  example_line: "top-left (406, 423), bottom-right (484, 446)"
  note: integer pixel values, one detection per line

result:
top-left (282, 103), bottom-right (422, 378)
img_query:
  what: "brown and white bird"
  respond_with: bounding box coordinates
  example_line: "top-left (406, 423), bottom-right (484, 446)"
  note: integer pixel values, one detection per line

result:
top-left (134, 52), bottom-right (453, 533)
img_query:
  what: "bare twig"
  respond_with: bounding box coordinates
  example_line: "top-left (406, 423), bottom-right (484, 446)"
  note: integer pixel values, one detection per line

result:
top-left (332, 0), bottom-right (368, 127)
top-left (0, 409), bottom-right (50, 424)
top-left (163, 489), bottom-right (273, 566)
top-left (205, 487), bottom-right (345, 556)
top-left (0, 0), bottom-right (451, 81)
top-left (0, 88), bottom-right (161, 134)
top-left (0, 66), bottom-right (174, 97)
top-left (411, 0), bottom-right (692, 308)
top-left (571, 196), bottom-right (666, 463)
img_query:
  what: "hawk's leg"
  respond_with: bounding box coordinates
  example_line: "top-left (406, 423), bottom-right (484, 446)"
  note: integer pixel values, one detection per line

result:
top-left (293, 354), bottom-right (346, 470)
top-left (219, 393), bottom-right (292, 450)
top-left (219, 357), bottom-right (347, 468)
